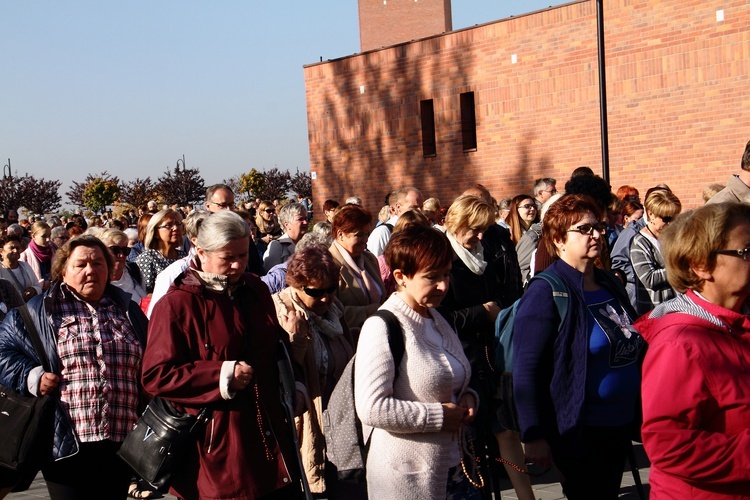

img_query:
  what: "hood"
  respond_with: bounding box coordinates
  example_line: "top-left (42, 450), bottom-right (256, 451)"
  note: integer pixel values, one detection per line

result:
top-left (634, 290), bottom-right (747, 343)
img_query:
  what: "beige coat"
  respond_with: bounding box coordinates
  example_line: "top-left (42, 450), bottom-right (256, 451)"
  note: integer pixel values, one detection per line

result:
top-left (328, 243), bottom-right (386, 340)
top-left (272, 288), bottom-right (355, 494)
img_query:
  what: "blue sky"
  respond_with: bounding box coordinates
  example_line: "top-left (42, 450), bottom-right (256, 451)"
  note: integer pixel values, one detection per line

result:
top-left (1, 0), bottom-right (567, 199)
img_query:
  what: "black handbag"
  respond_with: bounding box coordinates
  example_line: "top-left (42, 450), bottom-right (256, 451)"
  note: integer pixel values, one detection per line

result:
top-left (0, 305), bottom-right (55, 473)
top-left (117, 397), bottom-right (207, 491)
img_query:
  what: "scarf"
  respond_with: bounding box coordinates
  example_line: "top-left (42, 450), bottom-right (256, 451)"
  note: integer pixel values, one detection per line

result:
top-left (446, 231), bottom-right (487, 276)
top-left (286, 288), bottom-right (345, 375)
top-left (29, 239), bottom-right (54, 263)
top-left (333, 241), bottom-right (381, 305)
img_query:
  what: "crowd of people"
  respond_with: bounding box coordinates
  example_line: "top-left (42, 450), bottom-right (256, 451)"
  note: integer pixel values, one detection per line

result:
top-left (0, 140), bottom-right (749, 499)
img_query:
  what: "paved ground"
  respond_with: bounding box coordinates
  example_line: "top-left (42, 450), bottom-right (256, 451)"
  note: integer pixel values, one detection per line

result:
top-left (8, 444), bottom-right (651, 499)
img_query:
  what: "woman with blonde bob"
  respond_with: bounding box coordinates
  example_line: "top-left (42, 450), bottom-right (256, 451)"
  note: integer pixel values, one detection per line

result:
top-left (630, 189), bottom-right (681, 314)
top-left (636, 202), bottom-right (750, 498)
top-left (439, 195), bottom-right (534, 499)
top-left (135, 209), bottom-right (186, 293)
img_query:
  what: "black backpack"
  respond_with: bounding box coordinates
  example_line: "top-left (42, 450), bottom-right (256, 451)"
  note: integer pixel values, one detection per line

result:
top-left (322, 310), bottom-right (404, 482)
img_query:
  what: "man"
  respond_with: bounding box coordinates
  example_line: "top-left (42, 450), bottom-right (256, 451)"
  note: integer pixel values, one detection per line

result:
top-left (146, 200), bottom-right (158, 214)
top-left (204, 184), bottom-right (235, 212)
top-left (533, 177), bottom-right (557, 210)
top-left (366, 186), bottom-right (424, 256)
top-left (708, 140), bottom-right (750, 204)
top-left (6, 210), bottom-right (18, 225)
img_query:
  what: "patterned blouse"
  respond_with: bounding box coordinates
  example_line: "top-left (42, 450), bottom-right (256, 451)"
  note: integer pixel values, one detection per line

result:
top-left (135, 248), bottom-right (186, 293)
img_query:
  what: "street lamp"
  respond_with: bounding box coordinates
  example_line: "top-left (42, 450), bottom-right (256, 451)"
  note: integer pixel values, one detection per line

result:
top-left (176, 154), bottom-right (186, 171)
top-left (3, 158), bottom-right (11, 180)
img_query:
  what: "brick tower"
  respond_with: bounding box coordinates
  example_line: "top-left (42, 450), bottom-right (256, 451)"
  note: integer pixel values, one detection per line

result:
top-left (358, 0), bottom-right (452, 52)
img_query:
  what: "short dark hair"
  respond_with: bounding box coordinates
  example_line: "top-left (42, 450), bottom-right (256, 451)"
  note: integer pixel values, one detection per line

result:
top-left (742, 140), bottom-right (750, 172)
top-left (331, 204), bottom-right (372, 237)
top-left (205, 184), bottom-right (234, 201)
top-left (51, 234), bottom-right (114, 283)
top-left (385, 225), bottom-right (452, 278)
top-left (564, 174), bottom-right (612, 211)
top-left (542, 194), bottom-right (602, 258)
top-left (286, 245), bottom-right (340, 289)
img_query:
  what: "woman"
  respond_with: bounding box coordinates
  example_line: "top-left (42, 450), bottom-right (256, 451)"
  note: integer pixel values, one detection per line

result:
top-left (0, 234), bottom-right (42, 301)
top-left (507, 194), bottom-right (539, 245)
top-left (135, 209), bottom-right (187, 293)
top-left (377, 209), bottom-right (431, 297)
top-left (355, 225), bottom-right (479, 499)
top-left (329, 204), bottom-right (385, 339)
top-left (0, 235), bottom-right (148, 499)
top-left (141, 211), bottom-right (304, 500)
top-left (263, 203), bottom-right (309, 270)
top-left (272, 245), bottom-right (355, 497)
top-left (620, 200), bottom-right (644, 230)
top-left (99, 228), bottom-right (147, 305)
top-left (439, 194), bottom-right (534, 500)
top-left (322, 200), bottom-right (340, 223)
top-left (635, 202), bottom-right (750, 498)
top-left (255, 200), bottom-right (282, 257)
top-left (513, 194), bottom-right (644, 499)
top-left (127, 213), bottom-right (152, 262)
top-left (19, 221), bottom-right (54, 286)
top-left (630, 189), bottom-right (681, 315)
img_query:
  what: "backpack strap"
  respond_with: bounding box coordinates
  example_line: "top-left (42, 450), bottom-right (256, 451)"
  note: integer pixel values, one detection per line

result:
top-left (531, 271), bottom-right (569, 331)
top-left (371, 309), bottom-right (405, 379)
top-left (18, 304), bottom-right (52, 373)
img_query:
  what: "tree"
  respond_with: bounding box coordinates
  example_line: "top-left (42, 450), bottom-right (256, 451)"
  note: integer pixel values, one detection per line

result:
top-left (155, 166), bottom-right (205, 206)
top-left (0, 174), bottom-right (61, 214)
top-left (22, 176), bottom-right (62, 214)
top-left (238, 169), bottom-right (265, 200)
top-left (222, 175), bottom-right (240, 199)
top-left (257, 168), bottom-right (290, 202)
top-left (289, 169), bottom-right (312, 199)
top-left (82, 177), bottom-right (120, 214)
top-left (120, 177), bottom-right (156, 209)
top-left (67, 171), bottom-right (120, 208)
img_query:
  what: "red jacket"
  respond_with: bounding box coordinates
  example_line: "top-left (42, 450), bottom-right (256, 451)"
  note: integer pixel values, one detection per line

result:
top-left (142, 269), bottom-right (299, 500)
top-left (635, 290), bottom-right (750, 499)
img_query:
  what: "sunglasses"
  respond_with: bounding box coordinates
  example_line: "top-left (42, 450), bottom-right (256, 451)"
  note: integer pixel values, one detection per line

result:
top-left (303, 283), bottom-right (338, 298)
top-left (108, 245), bottom-right (130, 258)
top-left (518, 204), bottom-right (537, 210)
top-left (660, 216), bottom-right (673, 223)
top-left (568, 223), bottom-right (607, 236)
top-left (264, 209), bottom-right (276, 214)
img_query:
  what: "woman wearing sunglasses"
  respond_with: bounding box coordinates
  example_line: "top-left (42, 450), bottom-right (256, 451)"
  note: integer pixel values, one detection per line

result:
top-left (636, 202), bottom-right (750, 498)
top-left (507, 194), bottom-right (539, 245)
top-left (630, 189), bottom-right (682, 315)
top-left (513, 194), bottom-right (644, 499)
top-left (98, 228), bottom-right (147, 305)
top-left (272, 245), bottom-right (355, 498)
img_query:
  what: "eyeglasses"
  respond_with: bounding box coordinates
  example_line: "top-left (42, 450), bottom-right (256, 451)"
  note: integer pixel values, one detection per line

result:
top-left (158, 223), bottom-right (181, 231)
top-left (715, 247), bottom-right (750, 261)
top-left (660, 216), bottom-right (674, 223)
top-left (108, 245), bottom-right (129, 258)
top-left (208, 201), bottom-right (233, 210)
top-left (303, 283), bottom-right (338, 298)
top-left (568, 223), bottom-right (607, 236)
top-left (264, 209), bottom-right (276, 214)
top-left (544, 189), bottom-right (557, 195)
top-left (518, 204), bottom-right (537, 210)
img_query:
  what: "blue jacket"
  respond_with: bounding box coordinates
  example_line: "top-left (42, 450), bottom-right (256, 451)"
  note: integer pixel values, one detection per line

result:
top-left (512, 259), bottom-right (635, 454)
top-left (0, 282), bottom-right (148, 462)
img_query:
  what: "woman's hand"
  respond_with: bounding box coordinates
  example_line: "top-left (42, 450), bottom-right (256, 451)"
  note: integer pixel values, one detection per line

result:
top-left (280, 309), bottom-right (308, 338)
top-left (524, 438), bottom-right (553, 469)
top-left (229, 361), bottom-right (254, 392)
top-left (39, 372), bottom-right (60, 396)
top-left (457, 393), bottom-right (477, 425)
top-left (441, 402), bottom-right (468, 432)
top-left (483, 301), bottom-right (501, 322)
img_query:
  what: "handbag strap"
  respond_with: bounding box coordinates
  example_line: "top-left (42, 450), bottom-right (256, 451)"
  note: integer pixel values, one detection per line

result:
top-left (18, 304), bottom-right (52, 373)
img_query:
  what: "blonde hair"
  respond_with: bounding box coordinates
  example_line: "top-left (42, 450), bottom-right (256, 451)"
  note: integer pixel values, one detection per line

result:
top-left (144, 209), bottom-right (182, 250)
top-left (644, 190), bottom-right (681, 219)
top-left (30, 221), bottom-right (50, 237)
top-left (661, 202), bottom-right (750, 293)
top-left (444, 195), bottom-right (495, 235)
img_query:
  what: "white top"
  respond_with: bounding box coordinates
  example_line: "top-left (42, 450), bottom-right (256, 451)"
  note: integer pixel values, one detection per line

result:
top-left (355, 293), bottom-right (476, 499)
top-left (366, 215), bottom-right (398, 256)
top-left (146, 249), bottom-right (194, 318)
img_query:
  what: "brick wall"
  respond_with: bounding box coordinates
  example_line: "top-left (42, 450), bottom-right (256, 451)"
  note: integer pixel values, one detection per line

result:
top-left (305, 0), bottom-right (750, 219)
top-left (358, 0), bottom-right (452, 52)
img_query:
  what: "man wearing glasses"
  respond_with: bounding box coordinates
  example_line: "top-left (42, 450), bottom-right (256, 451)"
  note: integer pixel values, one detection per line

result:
top-left (533, 178), bottom-right (557, 210)
top-left (205, 184), bottom-right (235, 212)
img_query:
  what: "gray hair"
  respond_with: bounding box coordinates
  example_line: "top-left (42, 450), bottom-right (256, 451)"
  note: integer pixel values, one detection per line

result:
top-left (345, 196), bottom-right (362, 205)
top-left (123, 228), bottom-right (138, 243)
top-left (296, 231), bottom-right (332, 251)
top-left (278, 202), bottom-right (307, 227)
top-left (533, 178), bottom-right (557, 197)
top-left (312, 221), bottom-right (332, 236)
top-left (6, 224), bottom-right (23, 237)
top-left (184, 209), bottom-right (210, 239)
top-left (47, 216), bottom-right (62, 228)
top-left (50, 226), bottom-right (69, 240)
top-left (195, 210), bottom-right (249, 252)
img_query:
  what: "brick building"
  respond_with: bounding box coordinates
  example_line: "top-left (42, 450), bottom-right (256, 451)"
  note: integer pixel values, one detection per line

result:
top-left (304, 0), bottom-right (750, 217)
